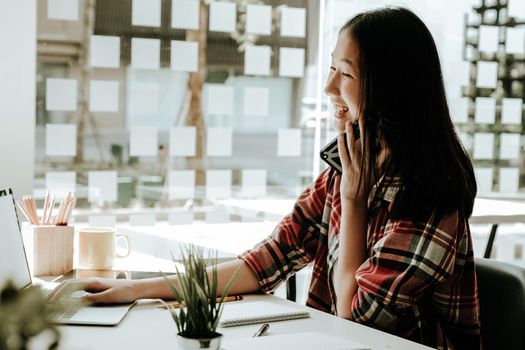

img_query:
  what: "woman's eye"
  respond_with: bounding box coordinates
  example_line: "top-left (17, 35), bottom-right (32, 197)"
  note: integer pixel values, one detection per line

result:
top-left (329, 66), bottom-right (336, 71)
top-left (342, 72), bottom-right (352, 78)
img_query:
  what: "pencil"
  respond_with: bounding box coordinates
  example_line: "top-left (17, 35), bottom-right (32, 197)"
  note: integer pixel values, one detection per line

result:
top-left (158, 295), bottom-right (244, 309)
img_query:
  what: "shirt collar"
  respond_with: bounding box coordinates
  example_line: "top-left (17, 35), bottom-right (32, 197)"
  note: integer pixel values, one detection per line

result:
top-left (369, 175), bottom-right (402, 204)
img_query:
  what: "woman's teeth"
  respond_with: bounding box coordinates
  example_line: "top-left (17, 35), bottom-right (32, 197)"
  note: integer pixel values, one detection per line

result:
top-left (334, 104), bottom-right (349, 115)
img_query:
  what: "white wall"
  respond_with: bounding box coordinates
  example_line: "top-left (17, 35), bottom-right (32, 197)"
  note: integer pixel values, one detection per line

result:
top-left (0, 0), bottom-right (36, 197)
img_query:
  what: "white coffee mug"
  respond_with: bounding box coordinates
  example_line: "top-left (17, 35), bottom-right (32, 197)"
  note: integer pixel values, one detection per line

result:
top-left (78, 227), bottom-right (131, 269)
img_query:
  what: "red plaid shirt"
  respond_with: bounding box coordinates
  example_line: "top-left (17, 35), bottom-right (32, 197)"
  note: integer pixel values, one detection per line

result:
top-left (240, 168), bottom-right (481, 349)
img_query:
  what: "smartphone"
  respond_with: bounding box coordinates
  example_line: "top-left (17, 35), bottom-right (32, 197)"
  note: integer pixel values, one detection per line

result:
top-left (319, 121), bottom-right (360, 173)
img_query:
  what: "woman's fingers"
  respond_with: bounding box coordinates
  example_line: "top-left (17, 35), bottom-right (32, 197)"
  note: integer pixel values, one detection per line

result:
top-left (338, 132), bottom-right (350, 168)
top-left (357, 116), bottom-right (368, 155)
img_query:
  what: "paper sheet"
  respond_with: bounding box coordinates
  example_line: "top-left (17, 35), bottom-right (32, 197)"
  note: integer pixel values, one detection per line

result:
top-left (132, 0), bottom-right (161, 27)
top-left (131, 38), bottom-right (160, 70)
top-left (499, 133), bottom-right (520, 160)
top-left (278, 128), bottom-right (302, 156)
top-left (171, 40), bottom-right (198, 72)
top-left (499, 167), bottom-right (520, 193)
top-left (245, 45), bottom-right (271, 76)
top-left (476, 61), bottom-right (498, 89)
top-left (207, 84), bottom-right (234, 115)
top-left (474, 168), bottom-right (493, 193)
top-left (89, 80), bottom-right (119, 112)
top-left (474, 97), bottom-right (496, 124)
top-left (90, 35), bottom-right (120, 68)
top-left (169, 127), bottom-right (196, 156)
top-left (169, 211), bottom-right (194, 225)
top-left (88, 215), bottom-right (117, 227)
top-left (280, 7), bottom-right (306, 38)
top-left (205, 209), bottom-right (230, 224)
top-left (88, 171), bottom-right (117, 202)
top-left (209, 1), bottom-right (236, 33)
top-left (241, 169), bottom-right (267, 197)
top-left (478, 25), bottom-right (499, 53)
top-left (508, 0), bottom-right (525, 19)
top-left (129, 214), bottom-right (156, 226)
top-left (506, 28), bottom-right (525, 55)
top-left (246, 4), bottom-right (272, 35)
top-left (128, 82), bottom-right (159, 114)
top-left (449, 97), bottom-right (468, 123)
top-left (46, 124), bottom-right (76, 156)
top-left (207, 127), bottom-right (233, 156)
top-left (279, 47), bottom-right (305, 77)
top-left (171, 0), bottom-right (199, 29)
top-left (501, 98), bottom-right (522, 124)
top-left (47, 0), bottom-right (79, 21)
top-left (169, 170), bottom-right (195, 199)
top-left (45, 171), bottom-right (76, 200)
top-left (243, 87), bottom-right (269, 116)
top-left (473, 133), bottom-right (494, 159)
top-left (129, 127), bottom-right (158, 157)
top-left (206, 170), bottom-right (232, 198)
top-left (46, 78), bottom-right (77, 111)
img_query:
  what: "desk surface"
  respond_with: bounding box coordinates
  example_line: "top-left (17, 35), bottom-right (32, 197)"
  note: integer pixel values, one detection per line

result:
top-left (54, 294), bottom-right (431, 350)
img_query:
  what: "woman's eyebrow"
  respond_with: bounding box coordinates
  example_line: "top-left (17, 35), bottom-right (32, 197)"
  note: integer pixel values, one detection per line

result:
top-left (340, 58), bottom-right (353, 66)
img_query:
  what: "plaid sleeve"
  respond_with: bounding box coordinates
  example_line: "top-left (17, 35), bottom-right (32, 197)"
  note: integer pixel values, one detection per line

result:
top-left (238, 168), bottom-right (332, 292)
top-left (350, 212), bottom-right (459, 331)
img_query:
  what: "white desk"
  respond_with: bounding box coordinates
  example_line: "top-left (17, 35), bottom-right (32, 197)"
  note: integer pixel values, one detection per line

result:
top-left (54, 294), bottom-right (432, 350)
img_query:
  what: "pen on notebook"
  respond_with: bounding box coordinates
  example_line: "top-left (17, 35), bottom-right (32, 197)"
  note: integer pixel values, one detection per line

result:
top-left (159, 295), bottom-right (244, 309)
top-left (252, 323), bottom-right (270, 337)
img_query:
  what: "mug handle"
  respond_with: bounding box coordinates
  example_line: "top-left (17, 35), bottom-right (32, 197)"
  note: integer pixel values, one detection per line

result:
top-left (115, 233), bottom-right (131, 258)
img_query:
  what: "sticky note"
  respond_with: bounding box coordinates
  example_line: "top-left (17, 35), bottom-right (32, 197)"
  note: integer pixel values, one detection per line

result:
top-left (206, 170), bottom-right (232, 198)
top-left (207, 127), bottom-right (233, 156)
top-left (281, 7), bottom-right (306, 38)
top-left (132, 0), bottom-right (161, 27)
top-left (131, 38), bottom-right (160, 70)
top-left (89, 80), bottom-right (119, 112)
top-left (209, 1), bottom-right (236, 33)
top-left (169, 127), bottom-right (196, 156)
top-left (129, 214), bottom-right (156, 226)
top-left (499, 167), bottom-right (520, 193)
top-left (243, 87), bottom-right (269, 116)
top-left (169, 170), bottom-right (195, 199)
top-left (473, 133), bottom-right (494, 159)
top-left (501, 98), bottom-right (522, 124)
top-left (128, 82), bottom-right (159, 114)
top-left (278, 128), bottom-right (302, 156)
top-left (88, 215), bottom-right (117, 227)
top-left (205, 209), bottom-right (230, 224)
top-left (90, 35), bottom-right (120, 68)
top-left (447, 60), bottom-right (470, 89)
top-left (506, 28), bottom-right (525, 55)
top-left (169, 211), bottom-right (194, 225)
top-left (474, 97), bottom-right (496, 124)
top-left (499, 133), bottom-right (520, 160)
top-left (88, 171), bottom-right (117, 202)
top-left (508, 0), bottom-right (525, 19)
top-left (45, 171), bottom-right (76, 200)
top-left (241, 169), bottom-right (267, 197)
top-left (46, 124), bottom-right (76, 156)
top-left (474, 168), bottom-right (493, 192)
top-left (246, 4), bottom-right (272, 35)
top-left (206, 84), bottom-right (234, 115)
top-left (47, 0), bottom-right (79, 21)
top-left (478, 25), bottom-right (499, 53)
top-left (244, 45), bottom-right (271, 76)
top-left (279, 47), bottom-right (305, 77)
top-left (449, 97), bottom-right (469, 124)
top-left (172, 0), bottom-right (200, 30)
top-left (171, 40), bottom-right (198, 72)
top-left (476, 61), bottom-right (498, 88)
top-left (46, 78), bottom-right (77, 111)
top-left (458, 132), bottom-right (472, 150)
top-left (129, 127), bottom-right (158, 156)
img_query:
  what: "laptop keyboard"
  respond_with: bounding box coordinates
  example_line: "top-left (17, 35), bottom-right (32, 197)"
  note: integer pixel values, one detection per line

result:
top-left (48, 290), bottom-right (91, 322)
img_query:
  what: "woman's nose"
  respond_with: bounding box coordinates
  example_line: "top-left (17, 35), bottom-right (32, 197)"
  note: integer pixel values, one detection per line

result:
top-left (324, 73), bottom-right (339, 97)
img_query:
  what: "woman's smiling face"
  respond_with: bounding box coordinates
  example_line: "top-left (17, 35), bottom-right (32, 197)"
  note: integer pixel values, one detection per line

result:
top-left (324, 29), bottom-right (361, 132)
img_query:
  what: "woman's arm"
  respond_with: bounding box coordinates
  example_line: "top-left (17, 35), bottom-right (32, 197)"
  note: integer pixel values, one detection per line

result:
top-left (83, 259), bottom-right (261, 304)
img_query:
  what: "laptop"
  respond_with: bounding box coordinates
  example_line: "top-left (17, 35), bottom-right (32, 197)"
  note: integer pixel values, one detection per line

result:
top-left (0, 188), bottom-right (135, 326)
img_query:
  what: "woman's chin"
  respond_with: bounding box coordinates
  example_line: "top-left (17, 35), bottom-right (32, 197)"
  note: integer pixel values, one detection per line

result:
top-left (332, 118), bottom-right (348, 133)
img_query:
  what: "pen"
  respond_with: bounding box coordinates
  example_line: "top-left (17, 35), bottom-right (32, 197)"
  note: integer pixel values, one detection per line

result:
top-left (159, 295), bottom-right (243, 309)
top-left (252, 323), bottom-right (270, 337)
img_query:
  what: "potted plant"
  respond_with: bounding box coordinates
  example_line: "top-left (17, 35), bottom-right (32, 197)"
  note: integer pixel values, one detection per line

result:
top-left (0, 280), bottom-right (77, 350)
top-left (162, 245), bottom-right (240, 350)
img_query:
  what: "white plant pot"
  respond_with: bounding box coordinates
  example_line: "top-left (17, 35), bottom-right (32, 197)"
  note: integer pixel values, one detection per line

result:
top-left (176, 333), bottom-right (222, 350)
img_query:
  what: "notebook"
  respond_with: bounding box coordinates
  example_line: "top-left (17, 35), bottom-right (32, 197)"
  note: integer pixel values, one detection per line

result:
top-left (218, 301), bottom-right (310, 327)
top-left (222, 332), bottom-right (370, 350)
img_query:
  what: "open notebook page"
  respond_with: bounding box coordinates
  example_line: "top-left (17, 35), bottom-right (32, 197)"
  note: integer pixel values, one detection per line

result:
top-left (219, 301), bottom-right (310, 327)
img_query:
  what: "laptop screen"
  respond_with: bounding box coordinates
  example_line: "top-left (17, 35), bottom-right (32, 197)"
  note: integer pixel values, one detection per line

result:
top-left (0, 189), bottom-right (32, 289)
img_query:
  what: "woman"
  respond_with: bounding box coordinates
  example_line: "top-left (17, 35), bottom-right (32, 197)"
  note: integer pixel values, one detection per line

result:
top-left (82, 7), bottom-right (480, 349)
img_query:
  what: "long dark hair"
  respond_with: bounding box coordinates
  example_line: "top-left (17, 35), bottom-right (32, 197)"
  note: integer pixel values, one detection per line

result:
top-left (341, 7), bottom-right (476, 221)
